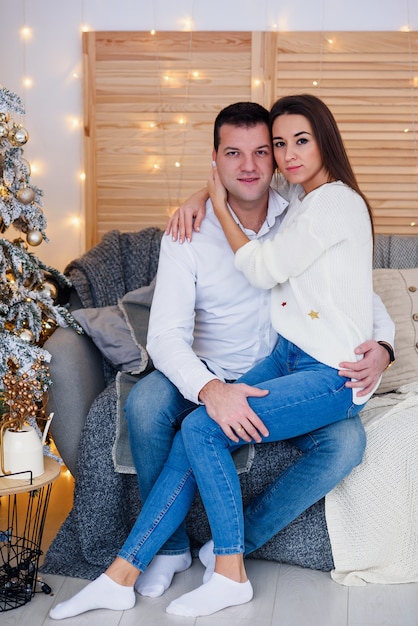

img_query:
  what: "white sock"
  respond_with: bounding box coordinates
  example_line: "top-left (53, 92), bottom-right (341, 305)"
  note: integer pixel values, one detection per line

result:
top-left (199, 539), bottom-right (215, 583)
top-left (166, 572), bottom-right (253, 617)
top-left (135, 551), bottom-right (192, 597)
top-left (49, 573), bottom-right (136, 620)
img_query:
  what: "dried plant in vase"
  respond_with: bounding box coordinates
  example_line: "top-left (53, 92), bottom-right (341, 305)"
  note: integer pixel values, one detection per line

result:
top-left (0, 357), bottom-right (53, 477)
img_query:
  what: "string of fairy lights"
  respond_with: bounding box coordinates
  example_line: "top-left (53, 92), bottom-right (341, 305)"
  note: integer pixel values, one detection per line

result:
top-left (12, 0), bottom-right (418, 251)
top-left (148, 0), bottom-right (197, 211)
top-left (405, 6), bottom-right (418, 222)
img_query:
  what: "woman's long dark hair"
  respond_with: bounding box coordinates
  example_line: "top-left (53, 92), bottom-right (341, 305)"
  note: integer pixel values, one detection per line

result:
top-left (270, 94), bottom-right (374, 233)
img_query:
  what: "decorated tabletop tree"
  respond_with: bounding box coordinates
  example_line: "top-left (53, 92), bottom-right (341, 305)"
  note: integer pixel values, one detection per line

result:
top-left (0, 85), bottom-right (81, 449)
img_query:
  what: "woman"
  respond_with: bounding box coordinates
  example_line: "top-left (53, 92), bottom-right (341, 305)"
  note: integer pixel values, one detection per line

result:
top-left (49, 94), bottom-right (375, 620)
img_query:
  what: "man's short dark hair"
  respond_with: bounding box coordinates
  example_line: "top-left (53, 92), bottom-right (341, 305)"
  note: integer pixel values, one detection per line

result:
top-left (214, 102), bottom-right (270, 151)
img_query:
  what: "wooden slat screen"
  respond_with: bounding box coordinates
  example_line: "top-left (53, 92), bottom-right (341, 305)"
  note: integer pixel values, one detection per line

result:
top-left (83, 31), bottom-right (253, 247)
top-left (83, 30), bottom-right (418, 247)
top-left (271, 31), bottom-right (418, 235)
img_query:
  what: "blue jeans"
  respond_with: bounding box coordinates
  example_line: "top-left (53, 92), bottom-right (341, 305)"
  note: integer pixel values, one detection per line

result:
top-left (125, 370), bottom-right (197, 553)
top-left (182, 336), bottom-right (366, 555)
top-left (118, 336), bottom-right (365, 570)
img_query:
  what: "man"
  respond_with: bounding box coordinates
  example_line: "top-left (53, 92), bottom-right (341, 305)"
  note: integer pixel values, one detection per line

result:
top-left (125, 102), bottom-right (394, 597)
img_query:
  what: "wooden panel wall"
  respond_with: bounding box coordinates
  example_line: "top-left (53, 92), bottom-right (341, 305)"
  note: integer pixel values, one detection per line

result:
top-left (82, 31), bottom-right (253, 247)
top-left (271, 31), bottom-right (418, 235)
top-left (83, 30), bottom-right (418, 247)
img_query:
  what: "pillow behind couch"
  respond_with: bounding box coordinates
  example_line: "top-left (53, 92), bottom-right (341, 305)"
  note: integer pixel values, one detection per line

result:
top-left (373, 268), bottom-right (418, 394)
top-left (72, 278), bottom-right (156, 373)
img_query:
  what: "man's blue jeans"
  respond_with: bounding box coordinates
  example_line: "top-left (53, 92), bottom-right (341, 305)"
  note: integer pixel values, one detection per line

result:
top-left (125, 370), bottom-right (197, 553)
top-left (120, 337), bottom-right (365, 569)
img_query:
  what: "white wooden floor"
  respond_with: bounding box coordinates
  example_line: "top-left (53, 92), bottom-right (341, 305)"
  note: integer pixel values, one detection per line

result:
top-left (3, 559), bottom-right (418, 626)
top-left (2, 465), bottom-right (418, 625)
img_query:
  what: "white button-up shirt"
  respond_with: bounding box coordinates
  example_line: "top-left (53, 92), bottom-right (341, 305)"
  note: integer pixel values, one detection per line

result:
top-left (147, 189), bottom-right (288, 404)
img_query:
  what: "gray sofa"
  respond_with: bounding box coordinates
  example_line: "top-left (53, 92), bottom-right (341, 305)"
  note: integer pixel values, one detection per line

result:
top-left (41, 231), bottom-right (418, 581)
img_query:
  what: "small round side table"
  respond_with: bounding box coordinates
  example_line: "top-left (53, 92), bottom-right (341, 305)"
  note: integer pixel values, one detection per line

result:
top-left (0, 457), bottom-right (61, 611)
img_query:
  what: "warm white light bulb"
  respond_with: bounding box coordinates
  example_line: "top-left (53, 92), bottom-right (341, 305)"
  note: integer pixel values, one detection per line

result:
top-left (81, 24), bottom-right (90, 33)
top-left (181, 18), bottom-right (194, 31)
top-left (68, 215), bottom-right (82, 229)
top-left (23, 77), bottom-right (33, 88)
top-left (20, 26), bottom-right (32, 40)
top-left (150, 30), bottom-right (156, 35)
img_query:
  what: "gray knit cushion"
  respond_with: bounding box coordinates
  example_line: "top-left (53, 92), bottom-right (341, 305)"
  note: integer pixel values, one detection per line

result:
top-left (373, 268), bottom-right (418, 393)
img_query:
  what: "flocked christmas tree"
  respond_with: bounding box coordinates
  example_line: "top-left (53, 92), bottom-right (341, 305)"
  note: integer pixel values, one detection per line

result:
top-left (0, 85), bottom-right (81, 431)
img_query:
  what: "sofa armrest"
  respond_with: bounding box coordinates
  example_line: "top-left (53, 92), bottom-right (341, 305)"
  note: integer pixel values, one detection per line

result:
top-left (44, 325), bottom-right (105, 477)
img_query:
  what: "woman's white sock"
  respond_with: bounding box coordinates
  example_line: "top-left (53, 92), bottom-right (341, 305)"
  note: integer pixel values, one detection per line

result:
top-left (198, 539), bottom-right (215, 583)
top-left (49, 573), bottom-right (136, 620)
top-left (165, 572), bottom-right (253, 617)
top-left (134, 551), bottom-right (192, 597)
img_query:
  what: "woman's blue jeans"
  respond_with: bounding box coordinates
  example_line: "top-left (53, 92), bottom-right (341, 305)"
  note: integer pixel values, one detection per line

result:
top-left (118, 336), bottom-right (365, 569)
top-left (182, 335), bottom-right (365, 556)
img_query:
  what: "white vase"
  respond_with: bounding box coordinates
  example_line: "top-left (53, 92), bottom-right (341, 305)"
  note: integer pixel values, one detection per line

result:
top-left (2, 425), bottom-right (44, 478)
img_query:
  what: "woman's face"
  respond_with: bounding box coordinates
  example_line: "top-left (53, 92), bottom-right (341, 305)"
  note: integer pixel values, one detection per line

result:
top-left (271, 113), bottom-right (329, 194)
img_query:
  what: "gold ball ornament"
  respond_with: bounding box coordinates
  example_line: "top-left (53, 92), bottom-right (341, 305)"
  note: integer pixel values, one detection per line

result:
top-left (18, 328), bottom-right (35, 343)
top-left (41, 281), bottom-right (58, 300)
top-left (41, 317), bottom-right (57, 342)
top-left (17, 185), bottom-right (35, 205)
top-left (26, 229), bottom-right (43, 246)
top-left (0, 122), bottom-right (9, 138)
top-left (8, 125), bottom-right (29, 147)
top-left (0, 112), bottom-right (10, 123)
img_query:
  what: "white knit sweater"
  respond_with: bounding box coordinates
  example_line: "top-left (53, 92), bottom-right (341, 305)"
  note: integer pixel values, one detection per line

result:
top-left (234, 181), bottom-right (374, 403)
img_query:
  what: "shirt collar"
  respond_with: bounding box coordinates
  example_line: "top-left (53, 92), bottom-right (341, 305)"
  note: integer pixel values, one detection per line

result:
top-left (235, 188), bottom-right (289, 238)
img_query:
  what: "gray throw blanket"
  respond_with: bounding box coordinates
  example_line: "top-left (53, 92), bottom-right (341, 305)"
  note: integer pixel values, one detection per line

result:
top-left (41, 226), bottom-right (344, 580)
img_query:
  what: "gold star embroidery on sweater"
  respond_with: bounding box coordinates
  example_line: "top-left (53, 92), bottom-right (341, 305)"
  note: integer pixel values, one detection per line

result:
top-left (308, 310), bottom-right (319, 319)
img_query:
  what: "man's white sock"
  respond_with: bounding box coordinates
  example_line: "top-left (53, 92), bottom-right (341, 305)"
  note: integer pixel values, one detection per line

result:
top-left (198, 539), bottom-right (215, 583)
top-left (165, 572), bottom-right (253, 617)
top-left (135, 551), bottom-right (192, 597)
top-left (49, 573), bottom-right (135, 620)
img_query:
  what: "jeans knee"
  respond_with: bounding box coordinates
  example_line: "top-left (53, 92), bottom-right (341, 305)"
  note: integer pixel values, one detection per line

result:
top-left (182, 408), bottom-right (212, 445)
top-left (334, 418), bottom-right (366, 472)
top-left (181, 413), bottom-right (196, 441)
top-left (350, 420), bottom-right (367, 467)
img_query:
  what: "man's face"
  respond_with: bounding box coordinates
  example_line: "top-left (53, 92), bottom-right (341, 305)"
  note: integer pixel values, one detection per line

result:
top-left (213, 123), bottom-right (274, 210)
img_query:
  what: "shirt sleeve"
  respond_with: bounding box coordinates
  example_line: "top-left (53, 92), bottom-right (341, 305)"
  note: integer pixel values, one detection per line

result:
top-left (372, 290), bottom-right (395, 346)
top-left (146, 236), bottom-right (218, 404)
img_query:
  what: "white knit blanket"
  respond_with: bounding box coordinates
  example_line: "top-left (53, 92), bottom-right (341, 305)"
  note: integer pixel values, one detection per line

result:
top-left (325, 382), bottom-right (418, 585)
